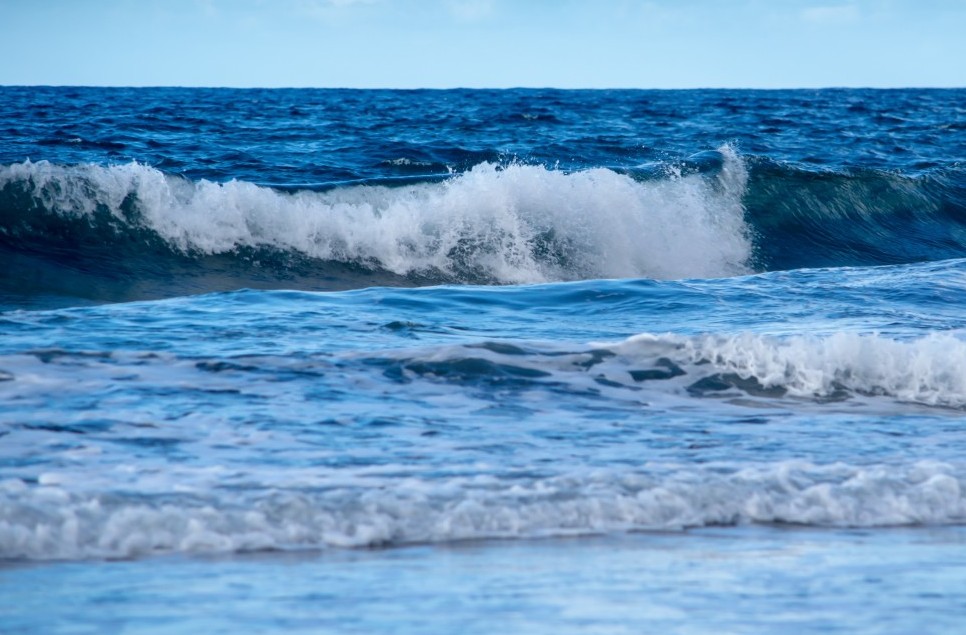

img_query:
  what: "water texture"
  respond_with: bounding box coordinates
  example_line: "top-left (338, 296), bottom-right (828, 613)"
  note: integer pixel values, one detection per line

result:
top-left (1, 87), bottom-right (965, 633)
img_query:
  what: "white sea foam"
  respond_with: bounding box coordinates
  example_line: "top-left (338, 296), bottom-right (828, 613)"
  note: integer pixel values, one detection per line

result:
top-left (1, 461), bottom-right (963, 560)
top-left (371, 330), bottom-right (966, 408)
top-left (608, 331), bottom-right (966, 408)
top-left (0, 150), bottom-right (752, 282)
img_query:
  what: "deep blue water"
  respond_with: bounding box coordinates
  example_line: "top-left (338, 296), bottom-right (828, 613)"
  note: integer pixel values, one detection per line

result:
top-left (1, 87), bottom-right (966, 633)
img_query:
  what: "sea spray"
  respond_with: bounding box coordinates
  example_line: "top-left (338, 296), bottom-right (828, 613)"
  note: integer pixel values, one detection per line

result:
top-left (0, 153), bottom-right (752, 283)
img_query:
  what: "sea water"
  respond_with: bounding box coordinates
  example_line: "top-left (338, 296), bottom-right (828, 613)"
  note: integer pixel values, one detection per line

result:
top-left (1, 87), bottom-right (965, 633)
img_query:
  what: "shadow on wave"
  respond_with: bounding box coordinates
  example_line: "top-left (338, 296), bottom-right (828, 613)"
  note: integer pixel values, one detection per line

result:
top-left (744, 157), bottom-right (966, 271)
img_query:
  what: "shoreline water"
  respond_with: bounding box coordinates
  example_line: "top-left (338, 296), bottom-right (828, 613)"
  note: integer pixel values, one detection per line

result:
top-left (4, 526), bottom-right (965, 634)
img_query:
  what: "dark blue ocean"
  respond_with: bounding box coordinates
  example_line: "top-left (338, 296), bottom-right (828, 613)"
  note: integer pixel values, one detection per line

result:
top-left (2, 87), bottom-right (966, 633)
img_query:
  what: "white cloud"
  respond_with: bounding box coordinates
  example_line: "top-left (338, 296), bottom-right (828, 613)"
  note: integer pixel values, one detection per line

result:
top-left (325, 0), bottom-right (378, 6)
top-left (296, 0), bottom-right (379, 20)
top-left (195, 0), bottom-right (219, 18)
top-left (800, 4), bottom-right (860, 25)
top-left (446, 0), bottom-right (495, 23)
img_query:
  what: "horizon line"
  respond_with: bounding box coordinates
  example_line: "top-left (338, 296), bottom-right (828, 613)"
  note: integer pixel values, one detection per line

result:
top-left (2, 84), bottom-right (964, 91)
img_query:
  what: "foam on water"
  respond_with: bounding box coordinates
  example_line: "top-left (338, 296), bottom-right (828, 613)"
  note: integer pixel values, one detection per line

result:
top-left (3, 329), bottom-right (965, 418)
top-left (609, 331), bottom-right (966, 407)
top-left (1, 461), bottom-right (962, 560)
top-left (374, 330), bottom-right (966, 409)
top-left (0, 149), bottom-right (752, 283)
top-left (3, 328), bottom-right (966, 561)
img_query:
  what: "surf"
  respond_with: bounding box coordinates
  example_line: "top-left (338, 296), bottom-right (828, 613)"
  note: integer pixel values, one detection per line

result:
top-left (2, 148), bottom-right (966, 306)
top-left (0, 151), bottom-right (751, 302)
top-left (2, 459), bottom-right (962, 560)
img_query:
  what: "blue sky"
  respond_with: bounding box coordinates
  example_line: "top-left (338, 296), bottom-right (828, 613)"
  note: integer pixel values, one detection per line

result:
top-left (1, 0), bottom-right (963, 88)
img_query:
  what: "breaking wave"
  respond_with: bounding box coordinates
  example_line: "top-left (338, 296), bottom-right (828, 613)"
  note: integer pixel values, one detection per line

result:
top-left (3, 149), bottom-right (965, 304)
top-left (374, 330), bottom-right (966, 409)
top-left (1, 460), bottom-right (962, 560)
top-left (0, 150), bottom-right (751, 298)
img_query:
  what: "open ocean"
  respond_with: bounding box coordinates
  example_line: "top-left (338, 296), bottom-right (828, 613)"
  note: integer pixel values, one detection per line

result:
top-left (1, 87), bottom-right (966, 633)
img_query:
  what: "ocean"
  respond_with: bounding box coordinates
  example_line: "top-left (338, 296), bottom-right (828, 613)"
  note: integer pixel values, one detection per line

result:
top-left (1, 86), bottom-right (965, 633)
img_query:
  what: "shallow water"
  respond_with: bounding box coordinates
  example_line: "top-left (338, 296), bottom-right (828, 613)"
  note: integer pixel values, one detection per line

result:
top-left (4, 528), bottom-right (966, 634)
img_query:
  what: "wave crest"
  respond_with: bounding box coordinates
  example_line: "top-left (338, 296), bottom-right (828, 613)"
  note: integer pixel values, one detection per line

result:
top-left (611, 331), bottom-right (966, 407)
top-left (375, 331), bottom-right (966, 409)
top-left (0, 151), bottom-right (752, 286)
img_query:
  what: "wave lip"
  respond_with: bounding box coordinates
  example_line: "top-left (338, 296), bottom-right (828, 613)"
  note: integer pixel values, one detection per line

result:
top-left (1, 460), bottom-right (962, 561)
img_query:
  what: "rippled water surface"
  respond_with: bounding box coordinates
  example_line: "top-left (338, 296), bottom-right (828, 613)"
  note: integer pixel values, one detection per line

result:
top-left (1, 87), bottom-right (965, 633)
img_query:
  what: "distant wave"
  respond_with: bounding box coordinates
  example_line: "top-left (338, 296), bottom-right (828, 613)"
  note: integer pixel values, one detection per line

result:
top-left (2, 460), bottom-right (962, 560)
top-left (1, 150), bottom-right (965, 303)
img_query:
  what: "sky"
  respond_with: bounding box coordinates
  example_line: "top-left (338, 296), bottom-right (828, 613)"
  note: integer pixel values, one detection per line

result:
top-left (1, 0), bottom-right (964, 89)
